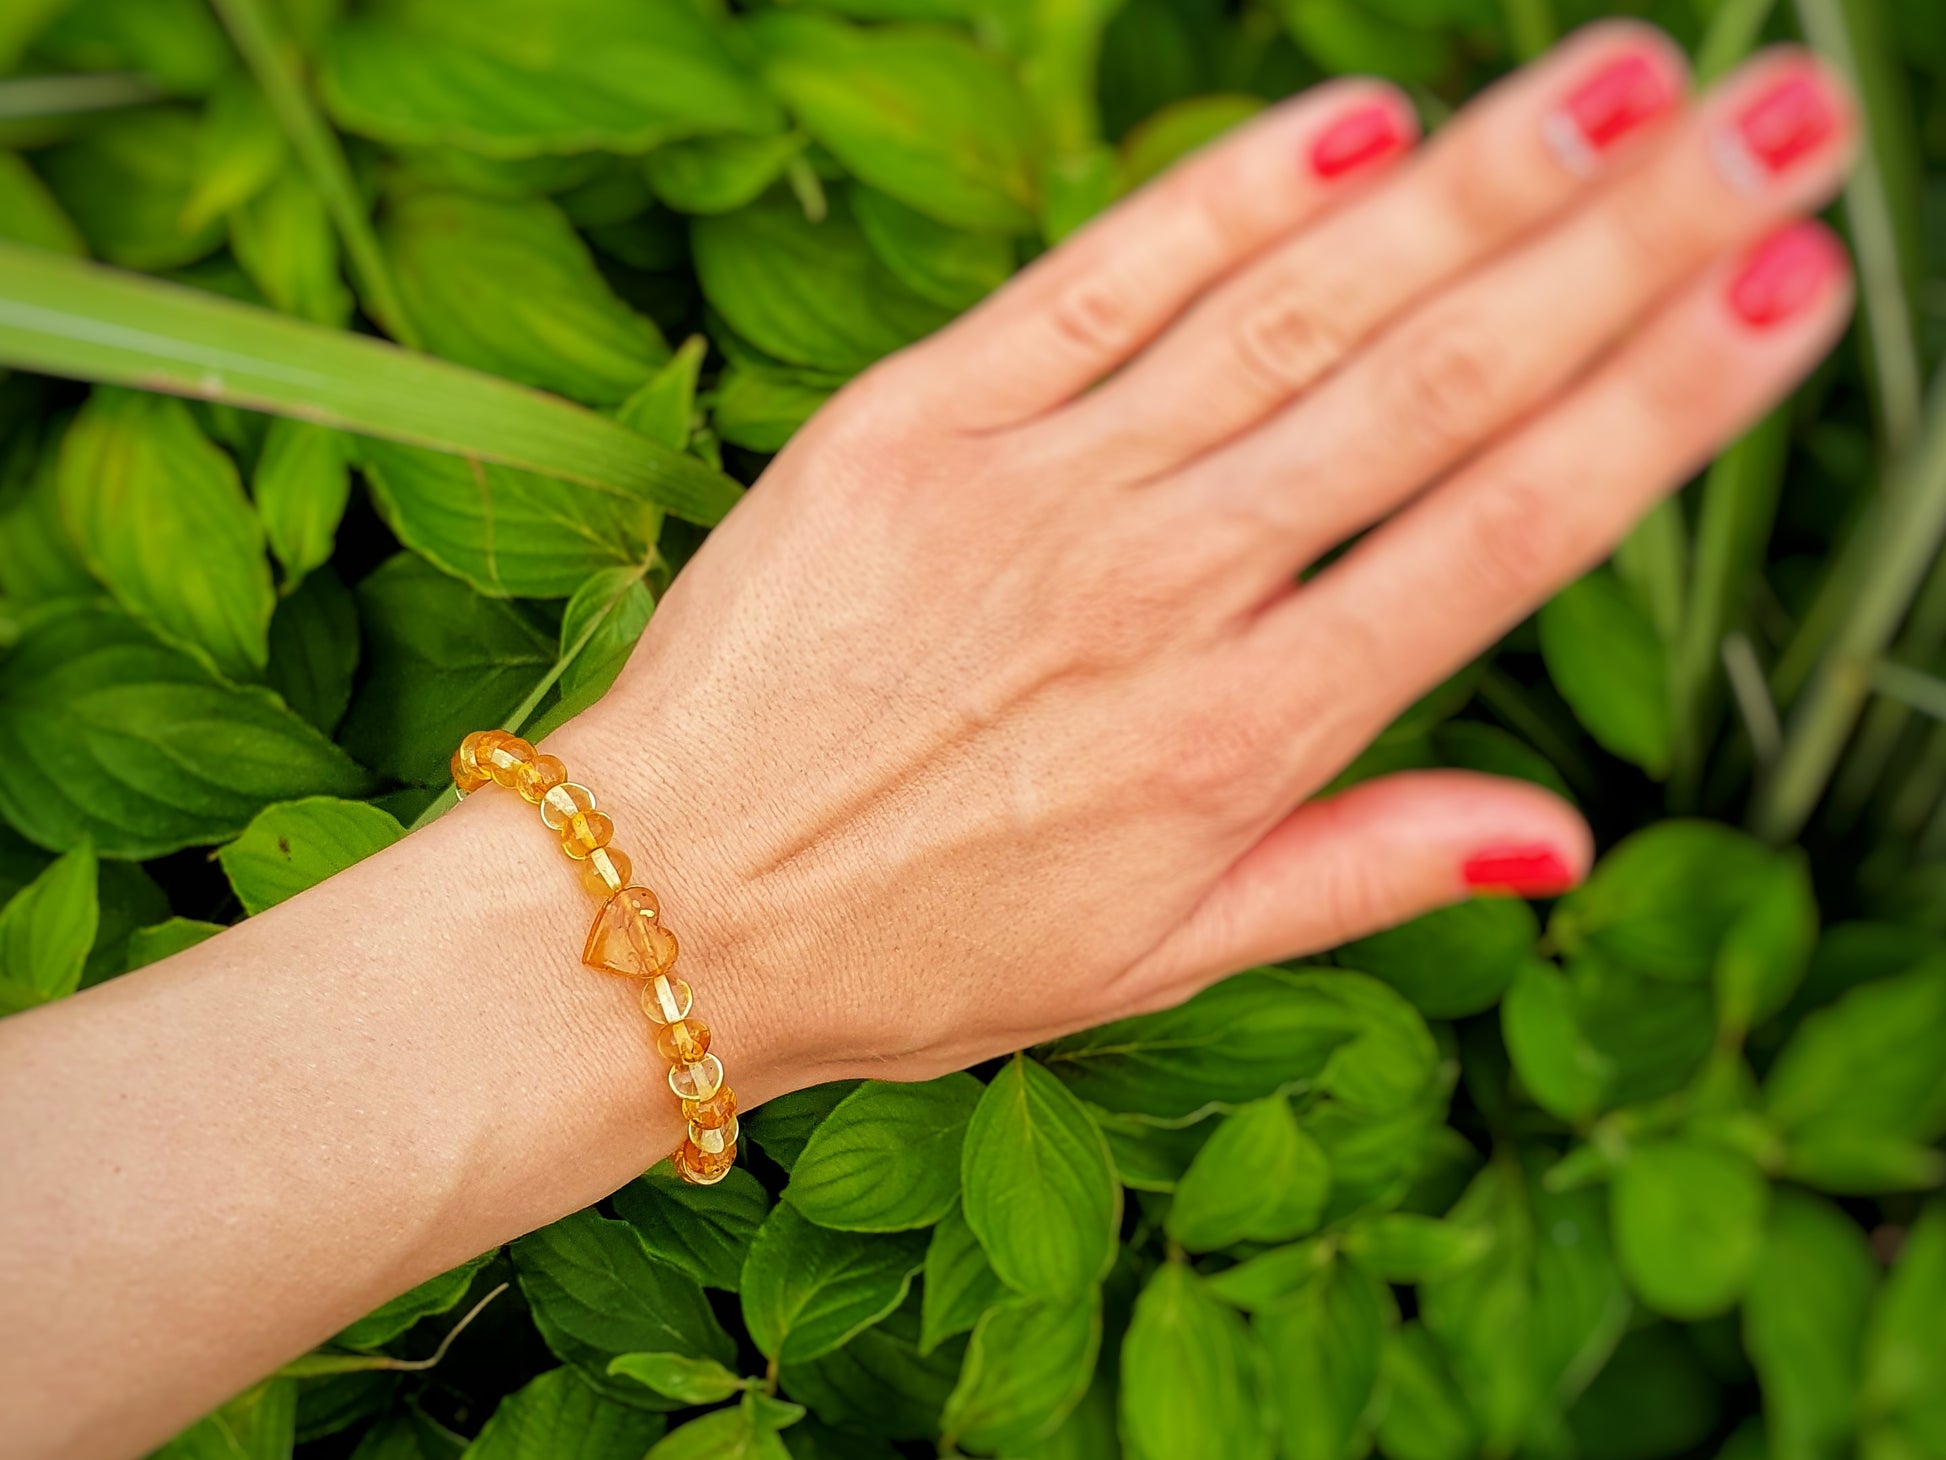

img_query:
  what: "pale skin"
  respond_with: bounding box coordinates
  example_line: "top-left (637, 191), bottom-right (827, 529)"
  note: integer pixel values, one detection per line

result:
top-left (0, 25), bottom-right (1857, 1459)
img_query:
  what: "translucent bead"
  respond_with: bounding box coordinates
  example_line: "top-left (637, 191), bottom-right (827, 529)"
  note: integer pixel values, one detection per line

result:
top-left (540, 782), bottom-right (596, 831)
top-left (454, 730), bottom-right (498, 792)
top-left (451, 744), bottom-right (491, 795)
top-left (655, 1018), bottom-right (710, 1064)
top-left (580, 846), bottom-right (631, 898)
top-left (485, 735), bottom-right (536, 788)
top-left (683, 1087), bottom-right (737, 1131)
top-left (675, 1147), bottom-right (735, 1185)
top-left (669, 1054), bottom-right (724, 1102)
top-left (559, 809), bottom-right (615, 860)
top-left (514, 753), bottom-right (567, 804)
top-left (687, 1114), bottom-right (740, 1154)
top-left (585, 886), bottom-right (676, 977)
top-left (639, 974), bottom-right (693, 1025)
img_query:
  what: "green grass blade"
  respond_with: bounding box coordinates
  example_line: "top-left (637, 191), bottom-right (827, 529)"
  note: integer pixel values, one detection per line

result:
top-left (1696, 0), bottom-right (1777, 83)
top-left (1499, 0), bottom-right (1555, 61)
top-left (0, 243), bottom-right (743, 525)
top-left (0, 72), bottom-right (166, 121)
top-left (207, 0), bottom-right (421, 349)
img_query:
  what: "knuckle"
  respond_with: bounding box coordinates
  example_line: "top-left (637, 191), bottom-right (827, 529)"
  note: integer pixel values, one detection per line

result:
top-left (1388, 311), bottom-right (1506, 450)
top-left (1163, 158), bottom-right (1261, 252)
top-left (1160, 702), bottom-right (1272, 818)
top-left (1600, 193), bottom-right (1694, 285)
top-left (1232, 278), bottom-right (1352, 399)
top-left (1461, 471), bottom-right (1570, 598)
top-left (1048, 270), bottom-right (1143, 360)
top-left (1321, 854), bottom-right (1401, 941)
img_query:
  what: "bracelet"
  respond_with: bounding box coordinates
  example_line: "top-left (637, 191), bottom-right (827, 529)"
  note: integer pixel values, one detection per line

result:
top-left (450, 730), bottom-right (738, 1185)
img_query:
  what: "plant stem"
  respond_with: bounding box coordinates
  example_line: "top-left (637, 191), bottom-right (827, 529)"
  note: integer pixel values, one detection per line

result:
top-left (0, 72), bottom-right (164, 120)
top-left (207, 0), bottom-right (422, 349)
top-left (1753, 372), bottom-right (1946, 842)
top-left (1827, 551), bottom-right (1946, 821)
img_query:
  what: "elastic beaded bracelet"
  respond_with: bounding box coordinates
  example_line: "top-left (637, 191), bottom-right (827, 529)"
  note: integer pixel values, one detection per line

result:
top-left (450, 729), bottom-right (738, 1185)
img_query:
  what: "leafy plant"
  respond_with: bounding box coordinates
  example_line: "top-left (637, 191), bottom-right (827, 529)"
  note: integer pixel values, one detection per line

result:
top-left (3, 0), bottom-right (1946, 1457)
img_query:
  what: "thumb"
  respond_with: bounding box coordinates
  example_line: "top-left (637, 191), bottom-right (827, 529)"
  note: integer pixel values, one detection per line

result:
top-left (1122, 769), bottom-right (1591, 1007)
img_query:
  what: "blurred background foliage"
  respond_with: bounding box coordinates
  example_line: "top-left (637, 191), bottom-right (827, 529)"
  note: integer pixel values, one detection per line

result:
top-left (1, 0), bottom-right (1945, 1457)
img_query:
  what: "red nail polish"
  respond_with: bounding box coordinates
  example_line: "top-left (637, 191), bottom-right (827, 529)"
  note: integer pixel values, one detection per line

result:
top-left (1728, 222), bottom-right (1847, 327)
top-left (1311, 102), bottom-right (1410, 179)
top-left (1733, 68), bottom-right (1839, 176)
top-left (1461, 846), bottom-right (1577, 897)
top-left (1555, 52), bottom-right (1679, 159)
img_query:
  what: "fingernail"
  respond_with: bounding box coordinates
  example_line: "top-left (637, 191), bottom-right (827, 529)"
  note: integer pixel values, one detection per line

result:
top-left (1717, 66), bottom-right (1840, 189)
top-left (1728, 222), bottom-right (1847, 327)
top-left (1462, 845), bottom-right (1577, 897)
top-left (1311, 101), bottom-right (1412, 179)
top-left (1546, 51), bottom-right (1680, 173)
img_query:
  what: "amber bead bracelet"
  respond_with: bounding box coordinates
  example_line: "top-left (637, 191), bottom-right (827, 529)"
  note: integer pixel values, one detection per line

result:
top-left (450, 730), bottom-right (738, 1185)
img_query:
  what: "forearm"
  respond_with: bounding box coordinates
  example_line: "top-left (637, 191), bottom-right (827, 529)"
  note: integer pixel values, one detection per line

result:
top-left (0, 706), bottom-right (790, 1459)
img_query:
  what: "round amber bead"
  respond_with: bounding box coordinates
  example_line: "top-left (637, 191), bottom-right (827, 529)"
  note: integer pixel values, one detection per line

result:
top-left (655, 1018), bottom-right (710, 1064)
top-left (560, 809), bottom-right (615, 860)
top-left (675, 1145), bottom-right (736, 1185)
top-left (581, 846), bottom-right (631, 898)
top-left (688, 1114), bottom-right (740, 1153)
top-left (454, 730), bottom-right (499, 790)
top-left (514, 753), bottom-right (567, 804)
top-left (540, 782), bottom-right (597, 831)
top-left (451, 745), bottom-right (491, 794)
top-left (684, 1087), bottom-right (737, 1130)
top-left (485, 735), bottom-right (536, 788)
top-left (640, 975), bottom-right (693, 1025)
top-left (669, 1053), bottom-right (724, 1102)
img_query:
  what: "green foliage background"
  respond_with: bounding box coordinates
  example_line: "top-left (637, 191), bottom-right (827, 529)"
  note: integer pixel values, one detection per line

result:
top-left (2, 0), bottom-right (1945, 1457)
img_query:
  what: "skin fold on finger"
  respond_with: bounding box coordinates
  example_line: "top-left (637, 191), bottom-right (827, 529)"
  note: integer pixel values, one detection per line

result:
top-left (1177, 45), bottom-right (1856, 612)
top-left (1248, 220), bottom-right (1855, 775)
top-left (891, 77), bottom-right (1420, 430)
top-left (1113, 769), bottom-right (1592, 1011)
top-left (1034, 20), bottom-right (1689, 478)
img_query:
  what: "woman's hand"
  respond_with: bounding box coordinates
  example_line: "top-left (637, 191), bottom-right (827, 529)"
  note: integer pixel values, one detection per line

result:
top-left (558, 25), bottom-right (1857, 1101)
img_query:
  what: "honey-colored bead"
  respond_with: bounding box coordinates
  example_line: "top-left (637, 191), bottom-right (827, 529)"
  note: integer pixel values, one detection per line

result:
top-left (454, 730), bottom-right (498, 791)
top-left (540, 782), bottom-right (596, 831)
top-left (485, 735), bottom-right (536, 788)
top-left (669, 1053), bottom-right (724, 1102)
top-left (580, 846), bottom-right (631, 898)
top-left (655, 1018), bottom-right (710, 1064)
top-left (514, 753), bottom-right (567, 804)
top-left (683, 1087), bottom-right (737, 1130)
top-left (585, 886), bottom-right (677, 977)
top-left (559, 809), bottom-right (615, 860)
top-left (675, 1145), bottom-right (736, 1185)
top-left (687, 1114), bottom-right (740, 1153)
top-left (451, 745), bottom-right (491, 794)
top-left (639, 974), bottom-right (693, 1025)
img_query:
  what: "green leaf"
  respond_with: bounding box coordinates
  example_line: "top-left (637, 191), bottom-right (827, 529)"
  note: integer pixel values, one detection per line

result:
top-left (37, 108), bottom-right (225, 270)
top-left (1121, 1261), bottom-right (1272, 1460)
top-left (747, 11), bottom-right (1036, 232)
top-left (1539, 567), bottom-right (1673, 776)
top-left (59, 387), bottom-right (274, 680)
top-left (1341, 1214), bottom-right (1491, 1283)
top-left (1864, 1202), bottom-right (1946, 1450)
top-left (1714, 851), bottom-right (1818, 1036)
top-left (180, 72), bottom-right (285, 234)
top-left (609, 1352), bottom-right (749, 1406)
top-left (1433, 720), bottom-right (1573, 800)
top-left (337, 1249), bottom-right (495, 1350)
top-left (617, 336), bottom-right (707, 451)
top-left (1743, 1190), bottom-right (1878, 1460)
top-left (0, 151), bottom-right (84, 255)
top-left (961, 1054), bottom-right (1120, 1298)
top-left (1089, 1104), bottom-right (1211, 1193)
top-left (1035, 969), bottom-right (1359, 1123)
top-left (1204, 1238), bottom-right (1335, 1313)
top-left (647, 1407), bottom-right (789, 1460)
top-left (1502, 960), bottom-right (1609, 1122)
top-left (612, 1163), bottom-right (770, 1292)
top-left (381, 190), bottom-right (668, 408)
top-left (154, 1378), bottom-right (297, 1460)
top-left (338, 553), bottom-right (552, 786)
top-left (709, 359), bottom-right (833, 454)
top-left (1611, 1137), bottom-right (1768, 1320)
top-left (919, 1199), bottom-right (1006, 1355)
top-left (462, 1368), bottom-right (666, 1460)
top-left (786, 1073), bottom-right (982, 1232)
top-left (740, 1202), bottom-right (926, 1364)
top-left (513, 1210), bottom-right (734, 1386)
top-left (693, 192), bottom-right (952, 378)
top-left (0, 243), bottom-right (744, 526)
top-left (1296, 969), bottom-right (1439, 1115)
top-left (1339, 897), bottom-right (1536, 1019)
top-left (360, 439), bottom-right (659, 600)
top-left (1255, 1258), bottom-right (1393, 1460)
top-left (778, 1296), bottom-right (962, 1443)
top-left (1551, 820), bottom-right (1780, 980)
top-left (230, 172), bottom-right (351, 328)
top-left (1564, 1325), bottom-right (1725, 1460)
top-left (1372, 1323), bottom-right (1478, 1460)
top-left (742, 1080), bottom-right (862, 1173)
top-left (1118, 93), bottom-right (1264, 188)
top-left (321, 0), bottom-right (782, 159)
top-left (31, 0), bottom-right (230, 94)
top-left (1763, 959), bottom-right (1946, 1145)
top-left (0, 839), bottom-right (96, 1011)
top-left (218, 796), bottom-right (404, 916)
top-left (123, 916), bottom-right (222, 970)
top-left (546, 567), bottom-right (654, 725)
top-left (253, 419), bottom-right (350, 591)
top-left (940, 1290), bottom-right (1101, 1453)
top-left (265, 565), bottom-right (358, 735)
top-left (1165, 1097), bottom-right (1330, 1251)
top-left (645, 134), bottom-right (808, 217)
top-left (0, 601), bottom-right (371, 857)
top-left (1782, 1125), bottom-right (1946, 1195)
top-left (850, 186), bottom-right (1013, 312)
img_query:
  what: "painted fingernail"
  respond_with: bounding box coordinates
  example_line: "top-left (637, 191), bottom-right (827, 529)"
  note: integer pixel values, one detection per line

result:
top-left (1728, 222), bottom-right (1847, 327)
top-left (1311, 101), bottom-right (1412, 179)
top-left (1717, 66), bottom-right (1840, 189)
top-left (1546, 51), bottom-right (1680, 172)
top-left (1461, 845), bottom-right (1578, 897)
